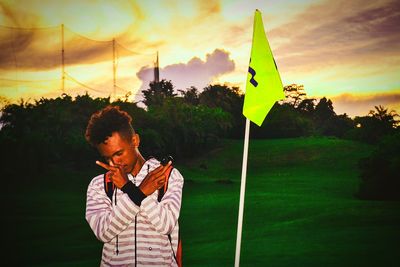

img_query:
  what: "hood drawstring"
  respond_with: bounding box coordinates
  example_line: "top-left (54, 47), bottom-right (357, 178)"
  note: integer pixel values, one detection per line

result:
top-left (114, 188), bottom-right (119, 255)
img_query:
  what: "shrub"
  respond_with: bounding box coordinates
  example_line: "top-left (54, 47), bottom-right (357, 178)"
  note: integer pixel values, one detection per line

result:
top-left (356, 132), bottom-right (400, 200)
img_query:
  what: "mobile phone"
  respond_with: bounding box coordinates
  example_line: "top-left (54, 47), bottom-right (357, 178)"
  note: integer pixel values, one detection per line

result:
top-left (161, 155), bottom-right (174, 166)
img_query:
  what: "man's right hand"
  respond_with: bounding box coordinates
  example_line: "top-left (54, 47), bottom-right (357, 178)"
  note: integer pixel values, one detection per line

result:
top-left (139, 161), bottom-right (173, 196)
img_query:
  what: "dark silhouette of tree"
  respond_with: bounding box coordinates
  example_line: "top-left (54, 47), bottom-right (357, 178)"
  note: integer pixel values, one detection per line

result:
top-left (297, 98), bottom-right (317, 114)
top-left (142, 79), bottom-right (176, 107)
top-left (312, 97), bottom-right (339, 136)
top-left (283, 84), bottom-right (307, 107)
top-left (368, 105), bottom-right (399, 129)
top-left (351, 105), bottom-right (398, 144)
top-left (145, 97), bottom-right (232, 158)
top-left (0, 93), bottom-right (114, 176)
top-left (329, 113), bottom-right (355, 138)
top-left (199, 84), bottom-right (244, 138)
top-left (314, 97), bottom-right (335, 121)
top-left (199, 84), bottom-right (242, 111)
top-left (178, 86), bottom-right (199, 106)
top-left (252, 102), bottom-right (315, 138)
top-left (0, 89), bottom-right (234, 185)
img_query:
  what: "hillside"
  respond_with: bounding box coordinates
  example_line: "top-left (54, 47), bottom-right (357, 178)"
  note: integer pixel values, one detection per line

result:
top-left (5, 137), bottom-right (400, 266)
top-left (179, 137), bottom-right (400, 266)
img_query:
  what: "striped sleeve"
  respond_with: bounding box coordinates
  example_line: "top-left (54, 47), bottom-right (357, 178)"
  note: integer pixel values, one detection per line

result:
top-left (85, 176), bottom-right (140, 242)
top-left (141, 168), bottom-right (184, 235)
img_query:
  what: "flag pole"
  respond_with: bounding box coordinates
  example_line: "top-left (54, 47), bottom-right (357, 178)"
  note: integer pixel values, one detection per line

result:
top-left (234, 118), bottom-right (250, 267)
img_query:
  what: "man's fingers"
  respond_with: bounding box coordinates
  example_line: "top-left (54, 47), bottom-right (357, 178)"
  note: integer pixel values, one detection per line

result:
top-left (109, 161), bottom-right (123, 171)
top-left (162, 164), bottom-right (173, 177)
top-left (156, 177), bottom-right (166, 189)
top-left (96, 161), bottom-right (111, 170)
top-left (162, 161), bottom-right (172, 170)
top-left (150, 161), bottom-right (172, 175)
top-left (166, 164), bottom-right (173, 172)
top-left (109, 161), bottom-right (124, 171)
top-left (151, 165), bottom-right (165, 175)
top-left (150, 164), bottom-right (172, 182)
top-left (153, 161), bottom-right (172, 176)
top-left (157, 178), bottom-right (165, 185)
top-left (96, 160), bottom-right (119, 171)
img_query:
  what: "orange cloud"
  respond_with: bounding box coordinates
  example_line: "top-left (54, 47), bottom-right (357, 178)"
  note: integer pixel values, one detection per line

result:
top-left (331, 91), bottom-right (400, 117)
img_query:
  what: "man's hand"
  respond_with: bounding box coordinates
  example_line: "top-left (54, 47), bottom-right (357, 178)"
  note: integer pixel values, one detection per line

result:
top-left (139, 161), bottom-right (172, 196)
top-left (96, 161), bottom-right (129, 189)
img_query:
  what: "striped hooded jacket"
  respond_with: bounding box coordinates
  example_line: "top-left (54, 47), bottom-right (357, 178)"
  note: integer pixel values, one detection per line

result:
top-left (85, 158), bottom-right (184, 266)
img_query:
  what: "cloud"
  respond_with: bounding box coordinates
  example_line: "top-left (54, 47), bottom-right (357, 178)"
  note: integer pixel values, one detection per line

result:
top-left (0, 1), bottom-right (145, 70)
top-left (0, 1), bottom-right (39, 27)
top-left (196, 0), bottom-right (221, 17)
top-left (0, 25), bottom-right (130, 70)
top-left (270, 0), bottom-right (400, 72)
top-left (136, 48), bottom-right (235, 93)
top-left (331, 91), bottom-right (400, 117)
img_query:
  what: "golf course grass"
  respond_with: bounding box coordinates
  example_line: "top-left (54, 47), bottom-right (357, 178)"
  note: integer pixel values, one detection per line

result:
top-left (5, 137), bottom-right (400, 266)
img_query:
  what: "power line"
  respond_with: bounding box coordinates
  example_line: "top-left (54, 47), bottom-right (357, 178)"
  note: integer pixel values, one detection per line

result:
top-left (64, 72), bottom-right (108, 94)
top-left (62, 25), bottom-right (114, 43)
top-left (0, 24), bottom-right (157, 56)
top-left (0, 25), bottom-right (59, 30)
top-left (0, 77), bottom-right (58, 83)
top-left (64, 72), bottom-right (141, 97)
top-left (115, 41), bottom-right (156, 57)
top-left (0, 23), bottom-right (157, 98)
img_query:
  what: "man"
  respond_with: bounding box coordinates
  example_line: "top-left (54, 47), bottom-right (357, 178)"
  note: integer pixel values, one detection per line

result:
top-left (85, 105), bottom-right (183, 266)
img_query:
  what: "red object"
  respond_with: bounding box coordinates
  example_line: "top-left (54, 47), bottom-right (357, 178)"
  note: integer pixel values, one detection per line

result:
top-left (105, 171), bottom-right (114, 193)
top-left (105, 171), bottom-right (113, 183)
top-left (164, 167), bottom-right (173, 192)
top-left (176, 239), bottom-right (183, 267)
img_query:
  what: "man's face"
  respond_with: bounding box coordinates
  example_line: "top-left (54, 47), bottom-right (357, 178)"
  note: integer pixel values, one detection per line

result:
top-left (97, 131), bottom-right (138, 174)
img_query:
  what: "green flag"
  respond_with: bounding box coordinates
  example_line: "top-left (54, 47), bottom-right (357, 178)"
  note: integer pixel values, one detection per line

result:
top-left (243, 9), bottom-right (284, 126)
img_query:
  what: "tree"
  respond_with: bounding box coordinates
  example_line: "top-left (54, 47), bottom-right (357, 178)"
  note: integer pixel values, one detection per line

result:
top-left (146, 98), bottom-right (232, 158)
top-left (283, 84), bottom-right (307, 107)
top-left (314, 97), bottom-right (335, 121)
top-left (178, 86), bottom-right (199, 106)
top-left (199, 84), bottom-right (244, 138)
top-left (329, 113), bottom-right (355, 138)
top-left (0, 90), bottom-right (235, 185)
top-left (311, 97), bottom-right (338, 136)
top-left (297, 98), bottom-right (317, 114)
top-left (251, 103), bottom-right (315, 138)
top-left (368, 105), bottom-right (399, 129)
top-left (142, 79), bottom-right (176, 107)
top-left (351, 105), bottom-right (399, 144)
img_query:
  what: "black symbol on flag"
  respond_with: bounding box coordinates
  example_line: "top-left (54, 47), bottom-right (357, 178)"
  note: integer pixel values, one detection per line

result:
top-left (248, 66), bottom-right (258, 87)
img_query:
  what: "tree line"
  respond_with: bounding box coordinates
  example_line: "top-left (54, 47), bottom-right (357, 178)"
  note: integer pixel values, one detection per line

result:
top-left (1, 80), bottom-right (399, 199)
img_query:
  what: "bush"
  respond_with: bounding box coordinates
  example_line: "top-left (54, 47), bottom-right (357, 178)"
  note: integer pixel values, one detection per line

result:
top-left (147, 98), bottom-right (232, 158)
top-left (251, 103), bottom-right (315, 138)
top-left (356, 132), bottom-right (400, 200)
top-left (0, 93), bottom-right (232, 184)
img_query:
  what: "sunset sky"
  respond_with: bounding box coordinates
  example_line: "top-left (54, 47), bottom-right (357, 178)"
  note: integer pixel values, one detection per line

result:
top-left (0, 0), bottom-right (399, 117)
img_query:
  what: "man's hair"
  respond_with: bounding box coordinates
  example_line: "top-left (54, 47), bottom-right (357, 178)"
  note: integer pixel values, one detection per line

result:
top-left (85, 105), bottom-right (135, 147)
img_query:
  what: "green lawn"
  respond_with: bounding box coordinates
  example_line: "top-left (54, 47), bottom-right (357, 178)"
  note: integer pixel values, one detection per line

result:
top-left (5, 137), bottom-right (400, 266)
